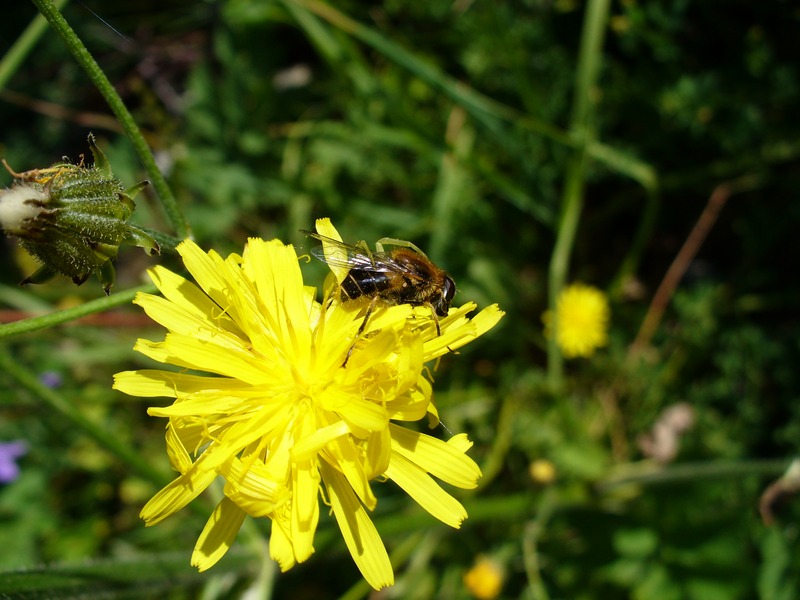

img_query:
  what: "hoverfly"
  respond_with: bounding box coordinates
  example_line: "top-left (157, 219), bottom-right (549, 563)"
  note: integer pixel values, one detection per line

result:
top-left (303, 231), bottom-right (456, 362)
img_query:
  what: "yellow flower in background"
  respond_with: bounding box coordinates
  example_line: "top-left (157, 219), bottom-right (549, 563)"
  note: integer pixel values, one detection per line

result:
top-left (529, 458), bottom-right (557, 485)
top-left (464, 555), bottom-right (504, 599)
top-left (113, 219), bottom-right (504, 589)
top-left (543, 283), bottom-right (609, 358)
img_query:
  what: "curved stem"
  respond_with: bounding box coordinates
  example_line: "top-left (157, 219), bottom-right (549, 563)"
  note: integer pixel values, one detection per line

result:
top-left (28, 0), bottom-right (190, 239)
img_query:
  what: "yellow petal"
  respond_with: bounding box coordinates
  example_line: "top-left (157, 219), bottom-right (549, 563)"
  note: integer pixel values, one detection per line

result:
top-left (133, 335), bottom-right (279, 385)
top-left (385, 452), bottom-right (467, 528)
top-left (316, 386), bottom-right (389, 434)
top-left (219, 457), bottom-right (287, 517)
top-left (363, 428), bottom-right (391, 479)
top-left (142, 265), bottom-right (244, 338)
top-left (147, 390), bottom-right (277, 418)
top-left (243, 239), bottom-right (313, 366)
top-left (314, 217), bottom-right (350, 285)
top-left (176, 240), bottom-right (245, 320)
top-left (140, 462), bottom-right (218, 526)
top-left (165, 421), bottom-right (193, 473)
top-left (360, 304), bottom-right (414, 336)
top-left (468, 304), bottom-right (506, 337)
top-left (324, 434), bottom-right (377, 510)
top-left (292, 464), bottom-right (321, 560)
top-left (270, 515), bottom-right (297, 571)
top-left (389, 424), bottom-right (482, 489)
top-left (147, 264), bottom-right (219, 317)
top-left (290, 419), bottom-right (350, 461)
top-left (113, 370), bottom-right (249, 398)
top-left (192, 497), bottom-right (247, 571)
top-left (386, 377), bottom-right (432, 421)
top-left (424, 304), bottom-right (505, 360)
top-left (447, 433), bottom-right (474, 453)
top-left (134, 292), bottom-right (246, 349)
top-left (320, 460), bottom-right (394, 590)
top-left (314, 218), bottom-right (341, 242)
top-left (199, 405), bottom-right (290, 471)
top-left (291, 411), bottom-right (320, 562)
top-left (170, 419), bottom-right (211, 458)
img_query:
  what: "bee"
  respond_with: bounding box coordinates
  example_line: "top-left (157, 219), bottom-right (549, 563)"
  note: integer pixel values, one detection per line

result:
top-left (303, 231), bottom-right (456, 358)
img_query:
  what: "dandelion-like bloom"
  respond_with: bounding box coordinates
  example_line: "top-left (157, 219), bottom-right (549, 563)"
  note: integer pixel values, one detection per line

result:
top-left (113, 219), bottom-right (503, 589)
top-left (543, 282), bottom-right (609, 359)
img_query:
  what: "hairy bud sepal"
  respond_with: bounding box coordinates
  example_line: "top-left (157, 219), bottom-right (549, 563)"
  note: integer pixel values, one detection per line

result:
top-left (0, 135), bottom-right (159, 293)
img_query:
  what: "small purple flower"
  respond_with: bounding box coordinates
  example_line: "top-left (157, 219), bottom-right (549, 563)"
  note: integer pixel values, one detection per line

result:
top-left (39, 371), bottom-right (63, 389)
top-left (0, 441), bottom-right (28, 483)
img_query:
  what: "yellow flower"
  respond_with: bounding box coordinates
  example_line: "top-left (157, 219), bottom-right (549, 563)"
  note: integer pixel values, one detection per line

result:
top-left (529, 458), bottom-right (557, 485)
top-left (464, 555), bottom-right (504, 600)
top-left (113, 219), bottom-right (503, 589)
top-left (543, 282), bottom-right (609, 359)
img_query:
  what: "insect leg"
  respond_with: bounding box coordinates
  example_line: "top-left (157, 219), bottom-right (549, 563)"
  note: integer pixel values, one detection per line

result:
top-left (375, 237), bottom-right (429, 258)
top-left (426, 303), bottom-right (442, 336)
top-left (343, 295), bottom-right (380, 367)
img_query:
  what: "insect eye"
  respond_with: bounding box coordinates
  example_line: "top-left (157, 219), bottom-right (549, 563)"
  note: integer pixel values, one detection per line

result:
top-left (443, 276), bottom-right (456, 302)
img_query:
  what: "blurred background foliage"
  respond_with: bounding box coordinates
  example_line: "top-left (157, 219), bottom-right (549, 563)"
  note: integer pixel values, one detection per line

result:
top-left (2, 1), bottom-right (800, 598)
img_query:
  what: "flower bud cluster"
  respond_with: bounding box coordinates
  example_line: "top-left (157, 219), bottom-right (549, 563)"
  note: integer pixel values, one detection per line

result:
top-left (0, 135), bottom-right (159, 293)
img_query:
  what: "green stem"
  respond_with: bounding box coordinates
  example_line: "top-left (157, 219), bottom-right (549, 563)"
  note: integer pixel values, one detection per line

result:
top-left (547, 0), bottom-right (610, 388)
top-left (522, 487), bottom-right (557, 600)
top-left (0, 0), bottom-right (69, 90)
top-left (0, 344), bottom-right (167, 486)
top-left (0, 284), bottom-right (155, 339)
top-left (547, 154), bottom-right (587, 385)
top-left (569, 0), bottom-right (611, 131)
top-left (28, 0), bottom-right (190, 240)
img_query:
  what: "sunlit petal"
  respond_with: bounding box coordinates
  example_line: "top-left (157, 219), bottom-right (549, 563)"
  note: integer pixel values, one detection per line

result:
top-left (192, 497), bottom-right (247, 571)
top-left (321, 460), bottom-right (394, 590)
top-left (385, 452), bottom-right (468, 528)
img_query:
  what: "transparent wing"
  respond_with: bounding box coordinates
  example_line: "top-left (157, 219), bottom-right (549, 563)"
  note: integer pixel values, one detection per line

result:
top-left (303, 231), bottom-right (424, 277)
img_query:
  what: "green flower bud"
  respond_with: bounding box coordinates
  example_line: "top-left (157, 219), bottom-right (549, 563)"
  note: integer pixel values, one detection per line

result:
top-left (0, 135), bottom-right (159, 293)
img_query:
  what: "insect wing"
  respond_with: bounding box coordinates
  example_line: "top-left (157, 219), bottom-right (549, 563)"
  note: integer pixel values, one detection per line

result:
top-left (308, 241), bottom-right (381, 270)
top-left (306, 233), bottom-right (415, 276)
